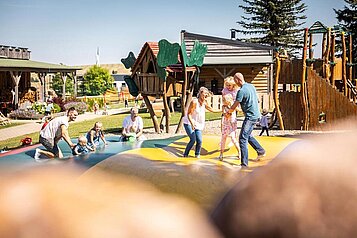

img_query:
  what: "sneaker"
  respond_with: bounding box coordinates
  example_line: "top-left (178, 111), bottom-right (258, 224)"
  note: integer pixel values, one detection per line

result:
top-left (218, 154), bottom-right (223, 161)
top-left (34, 148), bottom-right (41, 160)
top-left (195, 155), bottom-right (200, 159)
top-left (255, 152), bottom-right (266, 161)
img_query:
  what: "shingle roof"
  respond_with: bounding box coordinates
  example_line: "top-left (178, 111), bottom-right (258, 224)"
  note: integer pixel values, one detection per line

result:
top-left (0, 58), bottom-right (81, 72)
top-left (182, 31), bottom-right (274, 64)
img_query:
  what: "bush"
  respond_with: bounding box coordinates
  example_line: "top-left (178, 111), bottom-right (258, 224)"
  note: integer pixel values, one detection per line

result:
top-left (9, 109), bottom-right (42, 120)
top-left (63, 101), bottom-right (87, 114)
top-left (52, 97), bottom-right (65, 111)
top-left (53, 103), bottom-right (61, 113)
top-left (32, 102), bottom-right (46, 114)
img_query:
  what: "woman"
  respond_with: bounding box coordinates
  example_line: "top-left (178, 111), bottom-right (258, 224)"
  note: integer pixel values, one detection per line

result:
top-left (183, 87), bottom-right (219, 158)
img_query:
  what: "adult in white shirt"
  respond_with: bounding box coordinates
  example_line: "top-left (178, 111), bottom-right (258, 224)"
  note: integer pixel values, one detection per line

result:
top-left (183, 87), bottom-right (219, 158)
top-left (121, 107), bottom-right (146, 141)
top-left (35, 107), bottom-right (78, 159)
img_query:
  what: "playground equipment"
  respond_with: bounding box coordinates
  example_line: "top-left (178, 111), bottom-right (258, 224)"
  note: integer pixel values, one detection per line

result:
top-left (275, 21), bottom-right (356, 130)
top-left (122, 40), bottom-right (207, 133)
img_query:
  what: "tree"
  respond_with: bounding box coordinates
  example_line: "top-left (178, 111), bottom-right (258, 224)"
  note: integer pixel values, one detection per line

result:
top-left (51, 73), bottom-right (74, 97)
top-left (334, 0), bottom-right (357, 75)
top-left (83, 65), bottom-right (114, 96)
top-left (237, 0), bottom-right (307, 53)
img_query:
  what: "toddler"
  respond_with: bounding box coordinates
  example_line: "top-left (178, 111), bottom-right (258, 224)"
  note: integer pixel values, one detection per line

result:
top-left (219, 94), bottom-right (240, 161)
top-left (72, 136), bottom-right (94, 155)
top-left (86, 122), bottom-right (108, 149)
top-left (259, 109), bottom-right (270, 136)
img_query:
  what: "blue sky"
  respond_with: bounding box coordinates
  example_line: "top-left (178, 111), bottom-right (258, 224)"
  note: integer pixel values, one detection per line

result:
top-left (0, 0), bottom-right (346, 66)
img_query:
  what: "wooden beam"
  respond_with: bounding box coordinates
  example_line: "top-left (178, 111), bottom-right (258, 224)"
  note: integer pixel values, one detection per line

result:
top-left (10, 71), bottom-right (22, 109)
top-left (61, 72), bottom-right (67, 99)
top-left (143, 95), bottom-right (160, 133)
top-left (163, 81), bottom-right (170, 133)
top-left (273, 53), bottom-right (284, 130)
top-left (301, 28), bottom-right (309, 130)
top-left (341, 32), bottom-right (348, 97)
top-left (38, 72), bottom-right (46, 102)
top-left (330, 33), bottom-right (336, 86)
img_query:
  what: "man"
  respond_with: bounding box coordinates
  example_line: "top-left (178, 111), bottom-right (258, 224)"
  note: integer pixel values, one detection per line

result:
top-left (121, 107), bottom-right (146, 141)
top-left (35, 107), bottom-right (78, 160)
top-left (228, 72), bottom-right (265, 168)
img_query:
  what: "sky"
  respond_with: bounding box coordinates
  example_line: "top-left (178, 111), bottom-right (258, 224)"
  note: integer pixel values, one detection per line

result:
top-left (0, 0), bottom-right (347, 66)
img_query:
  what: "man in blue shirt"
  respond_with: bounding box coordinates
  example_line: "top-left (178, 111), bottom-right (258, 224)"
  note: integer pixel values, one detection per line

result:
top-left (228, 72), bottom-right (266, 168)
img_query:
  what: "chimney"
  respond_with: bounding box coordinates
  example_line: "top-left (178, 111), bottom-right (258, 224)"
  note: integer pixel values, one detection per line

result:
top-left (230, 29), bottom-right (237, 40)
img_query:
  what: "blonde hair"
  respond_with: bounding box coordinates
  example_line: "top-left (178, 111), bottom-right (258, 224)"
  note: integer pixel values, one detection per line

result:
top-left (224, 76), bottom-right (238, 89)
top-left (222, 94), bottom-right (234, 107)
top-left (78, 135), bottom-right (87, 143)
top-left (197, 87), bottom-right (212, 98)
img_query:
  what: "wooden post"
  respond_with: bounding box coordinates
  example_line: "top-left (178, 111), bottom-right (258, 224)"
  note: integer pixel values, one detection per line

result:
top-left (175, 69), bottom-right (188, 133)
top-left (38, 72), bottom-right (46, 102)
top-left (10, 71), bottom-right (22, 109)
top-left (61, 72), bottom-right (67, 100)
top-left (324, 29), bottom-right (331, 80)
top-left (341, 32), bottom-right (347, 97)
top-left (309, 33), bottom-right (314, 69)
top-left (143, 95), bottom-right (160, 133)
top-left (273, 53), bottom-right (284, 130)
top-left (72, 72), bottom-right (77, 98)
top-left (349, 34), bottom-right (355, 103)
top-left (163, 81), bottom-right (170, 133)
top-left (330, 33), bottom-right (336, 86)
top-left (301, 28), bottom-right (309, 130)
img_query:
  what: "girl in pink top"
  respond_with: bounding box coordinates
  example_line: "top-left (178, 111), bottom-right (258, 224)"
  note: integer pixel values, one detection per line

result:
top-left (219, 94), bottom-right (240, 161)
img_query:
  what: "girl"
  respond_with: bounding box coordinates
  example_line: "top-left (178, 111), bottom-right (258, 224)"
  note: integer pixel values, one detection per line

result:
top-left (219, 94), bottom-right (240, 161)
top-left (222, 76), bottom-right (239, 100)
top-left (183, 87), bottom-right (220, 158)
top-left (86, 122), bottom-right (108, 149)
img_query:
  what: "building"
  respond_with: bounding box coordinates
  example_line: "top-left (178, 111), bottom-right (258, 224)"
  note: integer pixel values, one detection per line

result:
top-left (0, 45), bottom-right (80, 111)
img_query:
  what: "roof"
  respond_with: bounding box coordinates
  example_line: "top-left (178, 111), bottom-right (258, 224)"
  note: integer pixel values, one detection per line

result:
top-left (0, 58), bottom-right (81, 72)
top-left (131, 42), bottom-right (195, 75)
top-left (181, 31), bottom-right (274, 64)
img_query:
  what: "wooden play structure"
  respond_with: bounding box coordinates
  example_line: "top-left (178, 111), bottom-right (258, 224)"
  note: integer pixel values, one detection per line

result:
top-left (122, 40), bottom-right (207, 133)
top-left (275, 21), bottom-right (356, 130)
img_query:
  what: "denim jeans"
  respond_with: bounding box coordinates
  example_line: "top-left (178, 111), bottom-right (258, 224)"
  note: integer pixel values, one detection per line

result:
top-left (239, 118), bottom-right (265, 166)
top-left (183, 123), bottom-right (203, 156)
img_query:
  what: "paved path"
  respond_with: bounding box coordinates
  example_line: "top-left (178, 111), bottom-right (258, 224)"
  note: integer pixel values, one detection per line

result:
top-left (0, 108), bottom-right (128, 141)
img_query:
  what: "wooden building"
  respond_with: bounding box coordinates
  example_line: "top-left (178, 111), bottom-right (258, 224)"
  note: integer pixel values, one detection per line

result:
top-left (0, 45), bottom-right (80, 111)
top-left (181, 31), bottom-right (274, 109)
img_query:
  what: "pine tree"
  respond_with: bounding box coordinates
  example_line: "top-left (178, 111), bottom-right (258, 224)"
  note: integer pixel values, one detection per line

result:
top-left (237, 0), bottom-right (307, 53)
top-left (334, 0), bottom-right (357, 72)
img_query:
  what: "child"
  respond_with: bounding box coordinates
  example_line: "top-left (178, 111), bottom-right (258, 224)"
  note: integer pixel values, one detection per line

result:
top-left (219, 94), bottom-right (240, 161)
top-left (86, 122), bottom-right (108, 149)
top-left (222, 76), bottom-right (239, 100)
top-left (259, 109), bottom-right (270, 136)
top-left (72, 136), bottom-right (94, 155)
top-left (93, 102), bottom-right (99, 115)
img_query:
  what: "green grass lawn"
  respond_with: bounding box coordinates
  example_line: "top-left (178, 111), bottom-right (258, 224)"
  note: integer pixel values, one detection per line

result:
top-left (0, 111), bottom-right (222, 150)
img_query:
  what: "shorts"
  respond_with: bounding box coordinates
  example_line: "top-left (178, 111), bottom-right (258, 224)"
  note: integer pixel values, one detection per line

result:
top-left (39, 135), bottom-right (60, 157)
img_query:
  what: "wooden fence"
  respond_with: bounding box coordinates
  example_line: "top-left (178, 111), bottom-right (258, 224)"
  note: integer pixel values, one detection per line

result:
top-left (307, 68), bottom-right (357, 130)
